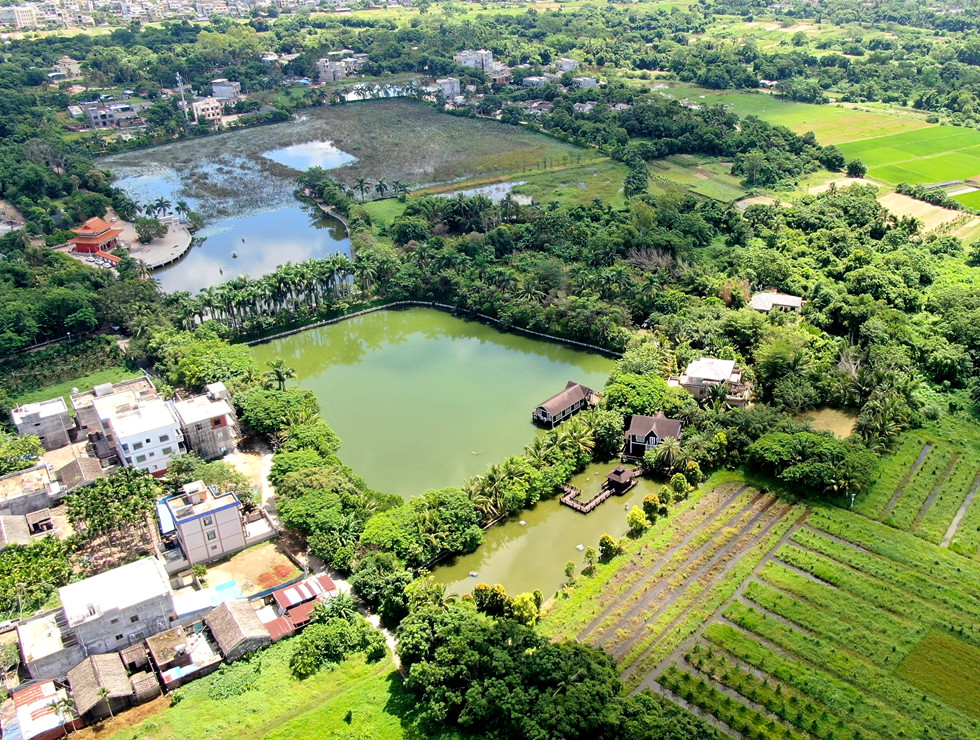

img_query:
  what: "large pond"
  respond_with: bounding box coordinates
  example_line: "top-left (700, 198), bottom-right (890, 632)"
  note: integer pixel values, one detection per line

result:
top-left (99, 139), bottom-right (352, 294)
top-left (251, 308), bottom-right (640, 597)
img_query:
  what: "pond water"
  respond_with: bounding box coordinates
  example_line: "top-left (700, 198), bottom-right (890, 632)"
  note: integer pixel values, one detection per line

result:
top-left (796, 407), bottom-right (858, 438)
top-left (434, 461), bottom-right (664, 599)
top-left (152, 203), bottom-right (349, 293)
top-left (251, 308), bottom-right (614, 499)
top-left (99, 136), bottom-right (353, 294)
top-left (262, 141), bottom-right (357, 171)
top-left (436, 181), bottom-right (531, 204)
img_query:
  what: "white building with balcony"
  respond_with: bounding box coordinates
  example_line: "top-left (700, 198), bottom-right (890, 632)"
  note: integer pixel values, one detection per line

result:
top-left (94, 396), bottom-right (184, 476)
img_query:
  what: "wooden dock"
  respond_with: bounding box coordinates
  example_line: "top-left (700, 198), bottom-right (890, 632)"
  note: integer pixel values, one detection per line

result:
top-left (559, 467), bottom-right (640, 514)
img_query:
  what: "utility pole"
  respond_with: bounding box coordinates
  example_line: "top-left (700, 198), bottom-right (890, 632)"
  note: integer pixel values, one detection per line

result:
top-left (176, 72), bottom-right (189, 124)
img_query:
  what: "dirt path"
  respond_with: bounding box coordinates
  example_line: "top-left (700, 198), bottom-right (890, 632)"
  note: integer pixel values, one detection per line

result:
top-left (942, 471), bottom-right (980, 547)
top-left (881, 444), bottom-right (931, 519)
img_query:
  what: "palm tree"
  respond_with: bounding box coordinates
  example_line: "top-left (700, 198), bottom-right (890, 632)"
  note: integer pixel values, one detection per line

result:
top-left (374, 178), bottom-right (389, 199)
top-left (97, 687), bottom-right (114, 719)
top-left (650, 436), bottom-right (683, 475)
top-left (353, 176), bottom-right (369, 202)
top-left (264, 358), bottom-right (296, 391)
top-left (54, 696), bottom-right (75, 736)
top-left (174, 200), bottom-right (190, 221)
top-left (392, 179), bottom-right (410, 201)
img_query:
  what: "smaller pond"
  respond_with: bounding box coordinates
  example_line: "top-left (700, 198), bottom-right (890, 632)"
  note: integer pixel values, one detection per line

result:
top-left (434, 462), bottom-right (663, 599)
top-left (436, 181), bottom-right (531, 204)
top-left (262, 141), bottom-right (357, 171)
top-left (796, 408), bottom-right (858, 438)
top-left (153, 203), bottom-right (349, 293)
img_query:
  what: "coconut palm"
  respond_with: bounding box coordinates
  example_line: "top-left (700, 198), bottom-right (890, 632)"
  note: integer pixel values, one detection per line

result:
top-left (264, 357), bottom-right (296, 391)
top-left (97, 687), bottom-right (114, 719)
top-left (374, 178), bottom-right (389, 199)
top-left (650, 436), bottom-right (683, 475)
top-left (392, 179), bottom-right (410, 201)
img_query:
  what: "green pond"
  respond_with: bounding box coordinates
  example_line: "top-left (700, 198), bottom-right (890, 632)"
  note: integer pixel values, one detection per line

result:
top-left (251, 308), bottom-right (614, 498)
top-left (252, 308), bottom-right (652, 597)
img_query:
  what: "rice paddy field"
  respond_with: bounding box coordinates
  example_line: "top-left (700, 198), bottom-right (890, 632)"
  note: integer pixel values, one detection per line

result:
top-left (837, 126), bottom-right (980, 184)
top-left (542, 419), bottom-right (980, 740)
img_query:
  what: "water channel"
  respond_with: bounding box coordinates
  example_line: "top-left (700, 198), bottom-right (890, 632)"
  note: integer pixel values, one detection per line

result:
top-left (250, 308), bottom-right (646, 597)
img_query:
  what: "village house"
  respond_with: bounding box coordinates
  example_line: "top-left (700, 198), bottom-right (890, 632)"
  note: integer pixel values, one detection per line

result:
top-left (436, 77), bottom-right (461, 99)
top-left (749, 289), bottom-right (804, 313)
top-left (533, 381), bottom-right (598, 427)
top-left (191, 97), bottom-right (223, 123)
top-left (0, 464), bottom-right (63, 517)
top-left (162, 480), bottom-right (246, 565)
top-left (623, 412), bottom-right (684, 459)
top-left (19, 557), bottom-right (176, 680)
top-left (93, 395), bottom-right (184, 476)
top-left (54, 55), bottom-right (82, 78)
top-left (10, 397), bottom-right (72, 451)
top-left (67, 653), bottom-right (133, 722)
top-left (0, 680), bottom-right (81, 740)
top-left (145, 624), bottom-right (220, 689)
top-left (316, 58), bottom-right (347, 83)
top-left (522, 75), bottom-right (549, 88)
top-left (572, 76), bottom-right (598, 88)
top-left (270, 573), bottom-right (337, 628)
top-left (81, 102), bottom-right (145, 130)
top-left (210, 78), bottom-right (241, 99)
top-left (205, 600), bottom-right (271, 662)
top-left (69, 216), bottom-right (123, 254)
top-left (556, 57), bottom-right (579, 72)
top-left (172, 382), bottom-right (238, 460)
top-left (71, 376), bottom-right (158, 434)
top-left (453, 49), bottom-right (494, 71)
top-left (668, 357), bottom-right (752, 407)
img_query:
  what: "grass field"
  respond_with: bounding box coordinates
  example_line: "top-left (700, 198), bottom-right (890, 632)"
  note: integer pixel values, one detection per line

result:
top-left (12, 365), bottom-right (135, 409)
top-left (651, 84), bottom-right (930, 145)
top-left (952, 189), bottom-right (980, 209)
top-left (362, 197), bottom-right (408, 227)
top-left (896, 629), bottom-right (980, 720)
top-left (837, 126), bottom-right (980, 184)
top-left (83, 646), bottom-right (452, 740)
top-left (543, 418), bottom-right (980, 740)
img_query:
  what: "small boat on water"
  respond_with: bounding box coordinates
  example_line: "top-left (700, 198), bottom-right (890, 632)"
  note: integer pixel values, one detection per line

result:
top-left (231, 251), bottom-right (238, 258)
top-left (468, 571), bottom-right (478, 578)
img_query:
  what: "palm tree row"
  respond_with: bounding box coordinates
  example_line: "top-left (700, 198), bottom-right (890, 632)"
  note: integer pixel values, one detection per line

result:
top-left (351, 177), bottom-right (410, 203)
top-left (165, 254), bottom-right (356, 331)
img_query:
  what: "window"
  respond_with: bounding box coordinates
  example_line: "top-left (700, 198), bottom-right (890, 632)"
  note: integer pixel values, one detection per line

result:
top-left (110, 618), bottom-right (119, 625)
top-left (130, 615), bottom-right (139, 623)
top-left (145, 438), bottom-right (151, 444)
top-left (211, 545), bottom-right (218, 550)
top-left (162, 447), bottom-right (173, 456)
top-left (135, 454), bottom-right (147, 463)
top-left (212, 418), bottom-right (223, 428)
top-left (121, 443), bottom-right (129, 452)
top-left (149, 451), bottom-right (155, 458)
top-left (132, 441), bottom-right (144, 451)
top-left (159, 434), bottom-right (169, 443)
top-left (203, 516), bottom-right (213, 527)
top-left (115, 634), bottom-right (124, 641)
top-left (206, 530), bottom-right (217, 541)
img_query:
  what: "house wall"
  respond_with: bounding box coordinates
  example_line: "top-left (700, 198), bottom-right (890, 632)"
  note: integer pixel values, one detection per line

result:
top-left (72, 595), bottom-right (174, 657)
top-left (181, 415), bottom-right (235, 461)
top-left (23, 643), bottom-right (85, 681)
top-left (117, 423), bottom-right (183, 475)
top-left (224, 635), bottom-right (270, 662)
top-left (177, 504), bottom-right (246, 564)
top-left (13, 410), bottom-right (72, 450)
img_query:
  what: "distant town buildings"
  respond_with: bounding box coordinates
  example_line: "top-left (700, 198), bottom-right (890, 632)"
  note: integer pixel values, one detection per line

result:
top-left (556, 57), bottom-right (580, 72)
top-left (0, 5), bottom-right (39, 28)
top-left (316, 58), bottom-right (347, 83)
top-left (454, 49), bottom-right (495, 71)
top-left (572, 76), bottom-right (598, 88)
top-left (522, 75), bottom-right (549, 88)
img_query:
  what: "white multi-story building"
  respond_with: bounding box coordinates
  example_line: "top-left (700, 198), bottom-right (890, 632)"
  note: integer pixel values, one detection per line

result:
top-left (556, 57), bottom-right (579, 72)
top-left (0, 5), bottom-right (39, 27)
top-left (453, 49), bottom-right (494, 71)
top-left (316, 59), bottom-right (347, 83)
top-left (572, 76), bottom-right (598, 88)
top-left (211, 78), bottom-right (241, 100)
top-left (164, 480), bottom-right (246, 565)
top-left (93, 395), bottom-right (184, 475)
top-left (191, 97), bottom-right (223, 123)
top-left (11, 398), bottom-right (72, 451)
top-left (436, 77), bottom-right (460, 99)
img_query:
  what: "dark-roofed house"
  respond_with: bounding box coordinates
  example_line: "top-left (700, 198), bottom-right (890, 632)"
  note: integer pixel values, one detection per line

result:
top-left (624, 412), bottom-right (684, 458)
top-left (205, 600), bottom-right (271, 662)
top-left (533, 381), bottom-right (598, 427)
top-left (67, 653), bottom-right (133, 721)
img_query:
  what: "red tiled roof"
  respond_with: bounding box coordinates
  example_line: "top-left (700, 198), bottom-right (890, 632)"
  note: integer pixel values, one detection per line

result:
top-left (263, 616), bottom-right (295, 642)
top-left (72, 217), bottom-right (116, 236)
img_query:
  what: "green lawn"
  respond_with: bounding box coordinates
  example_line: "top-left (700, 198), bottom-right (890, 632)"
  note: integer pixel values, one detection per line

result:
top-left (92, 647), bottom-right (451, 740)
top-left (363, 198), bottom-right (408, 227)
top-left (837, 126), bottom-right (980, 184)
top-left (896, 629), bottom-right (980, 720)
top-left (649, 83), bottom-right (930, 145)
top-left (12, 365), bottom-right (135, 409)
top-left (952, 189), bottom-right (980, 209)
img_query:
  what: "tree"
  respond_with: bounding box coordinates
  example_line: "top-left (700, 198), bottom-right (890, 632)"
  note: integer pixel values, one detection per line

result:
top-left (598, 533), bottom-right (621, 560)
top-left (374, 178), bottom-right (389, 199)
top-left (264, 357), bottom-right (296, 391)
top-left (845, 159), bottom-right (868, 178)
top-left (353, 177), bottom-right (369, 202)
top-left (66, 468), bottom-right (162, 536)
top-left (134, 216), bottom-right (167, 244)
top-left (584, 545), bottom-right (598, 572)
top-left (97, 687), bottom-right (113, 719)
top-left (627, 506), bottom-right (649, 535)
top-left (0, 434), bottom-right (43, 476)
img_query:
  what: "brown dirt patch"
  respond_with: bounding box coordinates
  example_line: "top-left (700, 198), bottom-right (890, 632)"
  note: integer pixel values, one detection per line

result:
top-left (74, 695), bottom-right (169, 738)
top-left (878, 192), bottom-right (964, 231)
top-left (807, 177), bottom-right (879, 194)
top-left (204, 540), bottom-right (300, 595)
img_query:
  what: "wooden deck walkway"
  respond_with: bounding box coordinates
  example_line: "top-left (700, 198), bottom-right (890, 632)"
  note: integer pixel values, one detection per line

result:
top-left (560, 468), bottom-right (640, 514)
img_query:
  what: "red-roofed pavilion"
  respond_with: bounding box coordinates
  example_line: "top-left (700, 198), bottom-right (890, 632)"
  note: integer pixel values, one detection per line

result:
top-left (71, 217), bottom-right (124, 253)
